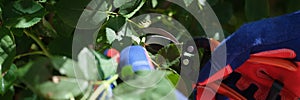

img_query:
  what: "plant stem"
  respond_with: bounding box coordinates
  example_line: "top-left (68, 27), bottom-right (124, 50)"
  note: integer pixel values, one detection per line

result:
top-left (89, 84), bottom-right (106, 100)
top-left (89, 75), bottom-right (118, 100)
top-left (23, 30), bottom-right (51, 57)
top-left (106, 74), bottom-right (119, 84)
top-left (127, 19), bottom-right (145, 28)
top-left (81, 85), bottom-right (93, 100)
top-left (14, 51), bottom-right (45, 60)
top-left (151, 59), bottom-right (161, 69)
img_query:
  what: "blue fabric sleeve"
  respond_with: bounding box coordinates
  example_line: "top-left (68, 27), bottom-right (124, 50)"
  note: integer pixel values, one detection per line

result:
top-left (198, 10), bottom-right (300, 82)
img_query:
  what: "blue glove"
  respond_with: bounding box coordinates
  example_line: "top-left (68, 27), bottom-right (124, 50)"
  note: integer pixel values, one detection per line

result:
top-left (198, 10), bottom-right (300, 82)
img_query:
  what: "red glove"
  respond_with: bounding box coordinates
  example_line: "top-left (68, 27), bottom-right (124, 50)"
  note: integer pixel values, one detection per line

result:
top-left (196, 48), bottom-right (300, 100)
top-left (234, 48), bottom-right (300, 100)
top-left (104, 48), bottom-right (120, 63)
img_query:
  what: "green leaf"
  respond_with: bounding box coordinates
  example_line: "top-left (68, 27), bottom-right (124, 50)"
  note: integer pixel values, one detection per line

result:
top-left (166, 71), bottom-right (179, 87)
top-left (51, 56), bottom-right (85, 79)
top-left (119, 0), bottom-right (146, 18)
top-left (106, 16), bottom-right (126, 32)
top-left (245, 0), bottom-right (269, 21)
top-left (91, 50), bottom-right (118, 79)
top-left (151, 0), bottom-right (158, 8)
top-left (0, 64), bottom-right (17, 95)
top-left (54, 0), bottom-right (91, 27)
top-left (114, 0), bottom-right (133, 8)
top-left (37, 77), bottom-right (89, 100)
top-left (31, 19), bottom-right (58, 38)
top-left (0, 7), bottom-right (3, 21)
top-left (17, 57), bottom-right (52, 86)
top-left (17, 57), bottom-right (89, 99)
top-left (37, 0), bottom-right (47, 3)
top-left (2, 0), bottom-right (47, 28)
top-left (156, 44), bottom-right (181, 68)
top-left (41, 18), bottom-right (57, 37)
top-left (52, 16), bottom-right (74, 37)
top-left (14, 17), bottom-right (42, 28)
top-left (55, 0), bottom-right (109, 29)
top-left (120, 66), bottom-right (134, 79)
top-left (183, 0), bottom-right (193, 7)
top-left (13, 0), bottom-right (43, 14)
top-left (0, 27), bottom-right (16, 72)
top-left (0, 86), bottom-right (14, 100)
top-left (98, 57), bottom-right (118, 79)
top-left (113, 71), bottom-right (177, 100)
top-left (106, 22), bottom-right (137, 45)
top-left (106, 28), bottom-right (117, 44)
top-left (77, 0), bottom-right (108, 29)
top-left (77, 48), bottom-right (99, 80)
top-left (111, 36), bottom-right (133, 51)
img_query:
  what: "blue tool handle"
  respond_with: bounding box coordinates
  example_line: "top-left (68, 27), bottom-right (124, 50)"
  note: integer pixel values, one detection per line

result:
top-left (118, 46), bottom-right (154, 72)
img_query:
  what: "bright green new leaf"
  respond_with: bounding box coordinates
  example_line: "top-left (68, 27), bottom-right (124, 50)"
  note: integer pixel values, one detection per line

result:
top-left (166, 71), bottom-right (179, 87)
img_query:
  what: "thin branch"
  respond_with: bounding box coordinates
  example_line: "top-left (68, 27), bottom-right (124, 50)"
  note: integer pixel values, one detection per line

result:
top-left (14, 51), bottom-right (45, 60)
top-left (23, 30), bottom-right (51, 57)
top-left (127, 19), bottom-right (145, 28)
top-left (89, 75), bottom-right (118, 100)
